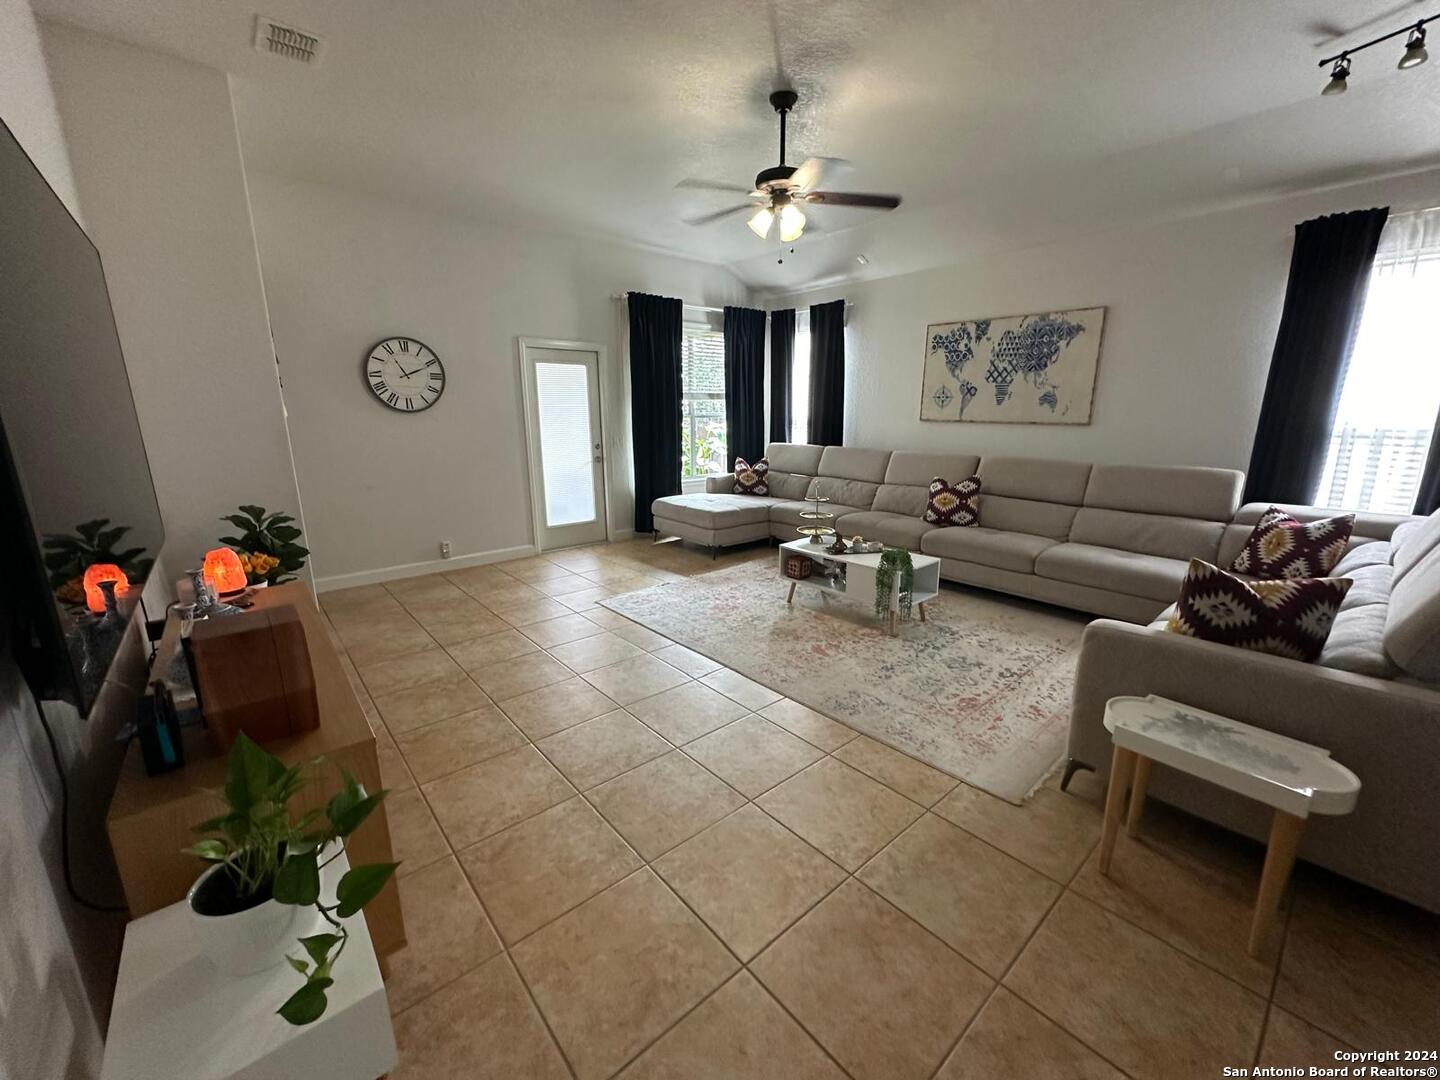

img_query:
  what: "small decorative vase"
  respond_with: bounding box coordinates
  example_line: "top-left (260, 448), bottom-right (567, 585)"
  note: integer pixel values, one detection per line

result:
top-left (187, 864), bottom-right (296, 975)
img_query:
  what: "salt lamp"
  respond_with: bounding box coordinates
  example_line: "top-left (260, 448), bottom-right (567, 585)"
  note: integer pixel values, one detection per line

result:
top-left (203, 548), bottom-right (248, 596)
top-left (82, 563), bottom-right (129, 614)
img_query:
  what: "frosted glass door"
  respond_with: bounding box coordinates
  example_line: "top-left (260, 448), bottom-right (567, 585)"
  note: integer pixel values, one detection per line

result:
top-left (522, 345), bottom-right (608, 550)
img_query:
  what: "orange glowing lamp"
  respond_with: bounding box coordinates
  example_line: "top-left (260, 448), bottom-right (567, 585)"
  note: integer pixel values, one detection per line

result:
top-left (203, 548), bottom-right (249, 596)
top-left (82, 563), bottom-right (129, 613)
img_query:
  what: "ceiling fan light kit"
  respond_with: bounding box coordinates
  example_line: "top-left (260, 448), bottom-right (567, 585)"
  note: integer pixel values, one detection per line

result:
top-left (1318, 14), bottom-right (1433, 94)
top-left (680, 88), bottom-right (901, 250)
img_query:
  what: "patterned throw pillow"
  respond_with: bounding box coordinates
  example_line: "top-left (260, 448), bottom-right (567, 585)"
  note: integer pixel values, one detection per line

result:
top-left (1231, 506), bottom-right (1354, 579)
top-left (1166, 559), bottom-right (1352, 662)
top-left (733, 457), bottom-right (769, 496)
top-left (925, 475), bottom-right (981, 527)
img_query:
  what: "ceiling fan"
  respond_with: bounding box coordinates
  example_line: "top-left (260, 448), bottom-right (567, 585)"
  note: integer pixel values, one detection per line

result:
top-left (681, 90), bottom-right (901, 243)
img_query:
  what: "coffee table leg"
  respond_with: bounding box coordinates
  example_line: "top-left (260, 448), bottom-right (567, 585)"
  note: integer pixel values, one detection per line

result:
top-left (918, 603), bottom-right (927, 623)
top-left (1249, 809), bottom-right (1305, 957)
top-left (1126, 755), bottom-right (1152, 837)
top-left (787, 582), bottom-right (796, 605)
top-left (1099, 744), bottom-right (1137, 876)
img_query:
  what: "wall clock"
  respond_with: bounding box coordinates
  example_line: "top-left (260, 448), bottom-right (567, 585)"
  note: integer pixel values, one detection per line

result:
top-left (363, 336), bottom-right (445, 412)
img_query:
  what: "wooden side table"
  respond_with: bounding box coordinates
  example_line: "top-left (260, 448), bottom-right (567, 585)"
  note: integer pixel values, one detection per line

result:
top-left (1098, 695), bottom-right (1360, 957)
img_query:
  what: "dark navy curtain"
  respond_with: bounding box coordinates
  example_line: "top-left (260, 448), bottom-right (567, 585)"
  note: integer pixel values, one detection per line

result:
top-left (628, 293), bottom-right (683, 533)
top-left (769, 308), bottom-right (795, 443)
top-left (1243, 208), bottom-right (1388, 504)
top-left (807, 299), bottom-right (846, 445)
top-left (723, 306), bottom-right (766, 468)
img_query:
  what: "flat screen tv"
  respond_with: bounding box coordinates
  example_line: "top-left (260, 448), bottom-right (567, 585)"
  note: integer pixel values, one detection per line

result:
top-left (0, 118), bottom-right (164, 715)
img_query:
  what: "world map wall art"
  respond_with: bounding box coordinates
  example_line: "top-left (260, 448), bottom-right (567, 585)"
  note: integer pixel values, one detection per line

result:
top-left (920, 306), bottom-right (1106, 424)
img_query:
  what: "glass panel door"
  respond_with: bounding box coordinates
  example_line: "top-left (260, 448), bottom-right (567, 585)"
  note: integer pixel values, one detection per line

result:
top-left (521, 344), bottom-right (608, 550)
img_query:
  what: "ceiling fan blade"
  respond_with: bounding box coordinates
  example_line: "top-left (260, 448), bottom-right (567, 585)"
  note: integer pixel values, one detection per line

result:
top-left (684, 204), bottom-right (756, 226)
top-left (789, 156), bottom-right (851, 192)
top-left (803, 191), bottom-right (901, 209)
top-left (676, 178), bottom-right (755, 194)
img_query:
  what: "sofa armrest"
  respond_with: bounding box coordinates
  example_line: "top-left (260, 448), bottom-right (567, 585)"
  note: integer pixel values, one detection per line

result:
top-left (705, 473), bottom-right (736, 494)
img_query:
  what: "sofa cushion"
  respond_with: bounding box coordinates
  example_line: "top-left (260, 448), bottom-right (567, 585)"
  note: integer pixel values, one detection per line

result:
top-left (1332, 539), bottom-right (1393, 574)
top-left (1392, 509), bottom-right (1440, 583)
top-left (765, 442), bottom-right (824, 475)
top-left (1231, 506), bottom-right (1354, 579)
top-left (766, 470), bottom-right (814, 501)
top-left (1083, 464), bottom-right (1243, 521)
top-left (651, 493), bottom-right (772, 529)
top-left (1035, 542), bottom-right (1191, 603)
top-left (816, 446), bottom-right (891, 483)
top-left (833, 511), bottom-right (936, 551)
top-left (1320, 602), bottom-right (1398, 679)
top-left (873, 451), bottom-right (980, 517)
top-left (1385, 542), bottom-right (1440, 681)
top-left (733, 457), bottom-right (769, 496)
top-left (921, 527), bottom-right (1060, 574)
top-left (977, 495), bottom-right (1078, 540)
top-left (768, 499), bottom-right (870, 530)
top-left (1165, 559), bottom-right (1353, 663)
top-left (978, 456), bottom-right (1092, 504)
top-left (1069, 507), bottom-right (1225, 562)
top-left (925, 475), bottom-right (981, 527)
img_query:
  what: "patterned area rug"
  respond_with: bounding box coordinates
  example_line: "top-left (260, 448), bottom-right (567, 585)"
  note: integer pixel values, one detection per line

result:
top-left (602, 560), bottom-right (1090, 804)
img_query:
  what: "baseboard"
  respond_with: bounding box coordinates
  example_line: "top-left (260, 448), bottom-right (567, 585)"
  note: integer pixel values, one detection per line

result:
top-left (314, 544), bottom-right (538, 592)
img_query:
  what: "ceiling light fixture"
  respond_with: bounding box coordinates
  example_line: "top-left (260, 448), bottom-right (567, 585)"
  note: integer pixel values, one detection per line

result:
top-left (747, 206), bottom-right (774, 239)
top-left (777, 202), bottom-right (806, 243)
top-left (1318, 14), bottom-right (1435, 94)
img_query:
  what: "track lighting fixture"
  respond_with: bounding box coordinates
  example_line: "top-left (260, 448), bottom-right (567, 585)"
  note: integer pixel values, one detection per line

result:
top-left (1399, 26), bottom-right (1429, 69)
top-left (1319, 14), bottom-right (1435, 95)
top-left (1322, 56), bottom-right (1351, 95)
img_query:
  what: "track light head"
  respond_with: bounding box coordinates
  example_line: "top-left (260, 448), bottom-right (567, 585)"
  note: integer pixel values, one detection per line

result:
top-left (1400, 26), bottom-right (1429, 69)
top-left (1322, 55), bottom-right (1351, 95)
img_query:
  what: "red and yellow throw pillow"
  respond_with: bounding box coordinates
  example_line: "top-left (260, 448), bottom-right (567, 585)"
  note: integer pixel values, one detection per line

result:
top-left (925, 475), bottom-right (981, 527)
top-left (733, 457), bottom-right (769, 496)
top-left (1231, 506), bottom-right (1354, 579)
top-left (1166, 559), bottom-right (1352, 662)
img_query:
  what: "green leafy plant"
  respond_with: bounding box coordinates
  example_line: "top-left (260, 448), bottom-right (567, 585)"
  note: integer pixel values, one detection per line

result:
top-left (219, 505), bottom-right (309, 585)
top-left (874, 547), bottom-right (915, 619)
top-left (188, 733), bottom-right (397, 1026)
top-left (42, 518), bottom-right (154, 599)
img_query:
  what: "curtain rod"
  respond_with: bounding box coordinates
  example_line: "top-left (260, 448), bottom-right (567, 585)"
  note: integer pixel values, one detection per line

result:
top-left (611, 295), bottom-right (851, 314)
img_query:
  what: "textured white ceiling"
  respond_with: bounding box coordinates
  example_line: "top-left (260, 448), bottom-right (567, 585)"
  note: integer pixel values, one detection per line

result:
top-left (35, 0), bottom-right (1440, 289)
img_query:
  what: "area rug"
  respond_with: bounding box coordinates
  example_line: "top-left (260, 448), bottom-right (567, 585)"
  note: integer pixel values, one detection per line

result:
top-left (601, 560), bottom-right (1089, 804)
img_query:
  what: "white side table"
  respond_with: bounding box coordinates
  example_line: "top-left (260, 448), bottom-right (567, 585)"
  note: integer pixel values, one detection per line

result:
top-left (101, 849), bottom-right (397, 1080)
top-left (1099, 695), bottom-right (1360, 957)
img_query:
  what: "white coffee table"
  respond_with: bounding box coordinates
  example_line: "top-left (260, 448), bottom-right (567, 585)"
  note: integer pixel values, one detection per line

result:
top-left (1099, 695), bottom-right (1360, 956)
top-left (779, 538), bottom-right (941, 636)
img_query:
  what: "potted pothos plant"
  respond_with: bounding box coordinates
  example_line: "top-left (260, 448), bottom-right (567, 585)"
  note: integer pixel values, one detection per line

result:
top-left (874, 547), bottom-right (915, 619)
top-left (187, 733), bottom-right (397, 1026)
top-left (219, 506), bottom-right (309, 586)
top-left (42, 518), bottom-right (154, 608)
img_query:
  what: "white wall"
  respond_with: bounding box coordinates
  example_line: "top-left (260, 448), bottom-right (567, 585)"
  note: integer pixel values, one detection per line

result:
top-left (768, 167), bottom-right (1440, 473)
top-left (247, 173), bottom-right (751, 587)
top-left (41, 22), bottom-right (307, 587)
top-left (0, 4), bottom-right (120, 1077)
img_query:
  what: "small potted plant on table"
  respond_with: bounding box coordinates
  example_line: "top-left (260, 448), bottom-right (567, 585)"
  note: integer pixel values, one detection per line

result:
top-left (187, 733), bottom-right (397, 1025)
top-left (218, 506), bottom-right (309, 587)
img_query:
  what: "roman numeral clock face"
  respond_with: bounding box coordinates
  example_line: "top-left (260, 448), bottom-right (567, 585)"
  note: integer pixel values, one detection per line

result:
top-left (364, 337), bottom-right (445, 412)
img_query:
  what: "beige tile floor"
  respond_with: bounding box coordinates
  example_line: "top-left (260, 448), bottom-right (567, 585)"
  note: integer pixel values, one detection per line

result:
top-left (320, 538), bottom-right (1440, 1080)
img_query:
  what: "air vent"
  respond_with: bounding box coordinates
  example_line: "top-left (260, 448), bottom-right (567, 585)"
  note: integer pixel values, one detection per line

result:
top-left (253, 15), bottom-right (325, 64)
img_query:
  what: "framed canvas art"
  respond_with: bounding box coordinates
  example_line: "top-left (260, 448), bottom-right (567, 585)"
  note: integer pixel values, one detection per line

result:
top-left (920, 306), bottom-right (1105, 424)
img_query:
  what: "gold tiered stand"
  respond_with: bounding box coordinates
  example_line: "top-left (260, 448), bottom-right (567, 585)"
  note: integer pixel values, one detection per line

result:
top-left (797, 492), bottom-right (836, 544)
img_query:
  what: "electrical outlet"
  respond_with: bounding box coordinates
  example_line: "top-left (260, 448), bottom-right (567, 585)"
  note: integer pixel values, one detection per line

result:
top-left (440, 540), bottom-right (452, 559)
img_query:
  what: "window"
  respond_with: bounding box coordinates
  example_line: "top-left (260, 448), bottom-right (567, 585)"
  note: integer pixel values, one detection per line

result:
top-left (681, 329), bottom-right (726, 477)
top-left (790, 321), bottom-right (811, 443)
top-left (1314, 209), bottom-right (1440, 513)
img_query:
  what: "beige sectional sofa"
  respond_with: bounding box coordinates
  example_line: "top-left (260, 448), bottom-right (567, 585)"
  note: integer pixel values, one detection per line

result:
top-left (651, 442), bottom-right (1440, 910)
top-left (654, 441), bottom-right (1249, 621)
